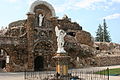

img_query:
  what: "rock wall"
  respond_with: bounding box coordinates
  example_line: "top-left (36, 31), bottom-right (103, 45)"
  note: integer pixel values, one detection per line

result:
top-left (95, 42), bottom-right (120, 56)
top-left (73, 42), bottom-right (120, 68)
top-left (94, 56), bottom-right (120, 66)
top-left (95, 42), bottom-right (120, 51)
top-left (75, 30), bottom-right (94, 47)
top-left (74, 55), bottom-right (120, 68)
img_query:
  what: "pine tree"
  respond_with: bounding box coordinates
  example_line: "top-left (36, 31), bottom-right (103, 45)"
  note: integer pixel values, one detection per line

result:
top-left (95, 24), bottom-right (103, 42)
top-left (95, 19), bottom-right (111, 42)
top-left (103, 19), bottom-right (111, 42)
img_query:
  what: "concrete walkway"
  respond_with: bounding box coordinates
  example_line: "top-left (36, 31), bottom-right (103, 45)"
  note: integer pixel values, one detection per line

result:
top-left (0, 72), bottom-right (24, 80)
top-left (0, 65), bottom-right (120, 80)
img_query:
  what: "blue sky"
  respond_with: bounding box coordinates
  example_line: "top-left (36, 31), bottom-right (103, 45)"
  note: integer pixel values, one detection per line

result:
top-left (0, 0), bottom-right (120, 43)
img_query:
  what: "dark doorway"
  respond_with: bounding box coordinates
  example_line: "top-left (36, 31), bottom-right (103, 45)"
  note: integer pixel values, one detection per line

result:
top-left (34, 56), bottom-right (44, 71)
top-left (0, 60), bottom-right (6, 69)
top-left (0, 49), bottom-right (8, 69)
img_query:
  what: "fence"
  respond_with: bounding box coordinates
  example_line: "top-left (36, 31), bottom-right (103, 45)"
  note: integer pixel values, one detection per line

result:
top-left (24, 68), bottom-right (109, 80)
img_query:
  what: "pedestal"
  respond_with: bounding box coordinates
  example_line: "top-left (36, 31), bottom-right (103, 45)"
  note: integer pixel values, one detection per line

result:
top-left (53, 53), bottom-right (70, 76)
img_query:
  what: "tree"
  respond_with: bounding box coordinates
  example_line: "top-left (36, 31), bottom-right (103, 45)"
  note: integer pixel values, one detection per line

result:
top-left (103, 19), bottom-right (111, 42)
top-left (95, 19), bottom-right (111, 42)
top-left (95, 24), bottom-right (103, 42)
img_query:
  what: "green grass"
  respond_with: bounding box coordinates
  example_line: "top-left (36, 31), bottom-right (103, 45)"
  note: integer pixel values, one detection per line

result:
top-left (96, 68), bottom-right (120, 76)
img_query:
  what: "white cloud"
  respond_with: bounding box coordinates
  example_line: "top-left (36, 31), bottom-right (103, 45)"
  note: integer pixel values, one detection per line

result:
top-left (52, 0), bottom-right (78, 13)
top-left (103, 13), bottom-right (120, 20)
top-left (75, 0), bottom-right (106, 9)
top-left (28, 0), bottom-right (36, 6)
top-left (112, 0), bottom-right (120, 3)
top-left (27, 0), bottom-right (120, 13)
top-left (54, 5), bottom-right (66, 13)
top-left (7, 0), bottom-right (18, 2)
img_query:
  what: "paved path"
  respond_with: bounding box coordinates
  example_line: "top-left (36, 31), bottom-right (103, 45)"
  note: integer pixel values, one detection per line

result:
top-left (0, 72), bottom-right (24, 80)
top-left (0, 65), bottom-right (120, 80)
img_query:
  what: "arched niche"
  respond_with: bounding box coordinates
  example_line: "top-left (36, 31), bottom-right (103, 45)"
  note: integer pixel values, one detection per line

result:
top-left (0, 48), bottom-right (9, 69)
top-left (30, 0), bottom-right (56, 17)
top-left (33, 40), bottom-right (53, 55)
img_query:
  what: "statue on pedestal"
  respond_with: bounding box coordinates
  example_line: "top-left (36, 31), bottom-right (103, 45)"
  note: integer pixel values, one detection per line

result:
top-left (39, 14), bottom-right (44, 26)
top-left (55, 26), bottom-right (66, 53)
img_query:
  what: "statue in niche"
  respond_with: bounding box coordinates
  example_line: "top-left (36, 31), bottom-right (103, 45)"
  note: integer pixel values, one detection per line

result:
top-left (55, 26), bottom-right (66, 53)
top-left (39, 14), bottom-right (44, 26)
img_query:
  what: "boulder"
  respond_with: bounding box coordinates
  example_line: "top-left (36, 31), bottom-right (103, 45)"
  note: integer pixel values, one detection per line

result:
top-left (75, 30), bottom-right (94, 47)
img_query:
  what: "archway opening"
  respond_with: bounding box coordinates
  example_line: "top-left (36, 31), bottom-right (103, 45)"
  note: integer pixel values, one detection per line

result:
top-left (0, 60), bottom-right (6, 69)
top-left (34, 56), bottom-right (44, 71)
top-left (0, 49), bottom-right (8, 69)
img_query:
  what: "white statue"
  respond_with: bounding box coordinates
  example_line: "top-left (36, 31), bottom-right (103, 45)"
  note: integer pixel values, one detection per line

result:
top-left (55, 26), bottom-right (66, 53)
top-left (6, 55), bottom-right (10, 63)
top-left (39, 14), bottom-right (44, 26)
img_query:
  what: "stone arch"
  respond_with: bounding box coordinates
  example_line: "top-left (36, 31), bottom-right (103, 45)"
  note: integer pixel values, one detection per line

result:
top-left (33, 40), bottom-right (54, 55)
top-left (30, 0), bottom-right (56, 17)
top-left (0, 45), bottom-right (12, 56)
top-left (0, 48), bottom-right (9, 55)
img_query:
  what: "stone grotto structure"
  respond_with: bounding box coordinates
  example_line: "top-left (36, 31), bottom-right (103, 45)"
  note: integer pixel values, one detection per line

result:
top-left (0, 0), bottom-right (120, 72)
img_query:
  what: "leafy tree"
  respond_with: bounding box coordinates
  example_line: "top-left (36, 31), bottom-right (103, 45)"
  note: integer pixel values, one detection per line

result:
top-left (95, 19), bottom-right (111, 42)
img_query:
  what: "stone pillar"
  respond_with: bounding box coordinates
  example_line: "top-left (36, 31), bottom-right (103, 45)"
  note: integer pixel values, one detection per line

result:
top-left (35, 13), bottom-right (39, 26)
top-left (53, 53), bottom-right (70, 76)
top-left (26, 12), bottom-right (35, 71)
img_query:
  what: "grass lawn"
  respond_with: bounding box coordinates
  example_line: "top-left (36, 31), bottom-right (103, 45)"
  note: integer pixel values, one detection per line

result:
top-left (96, 68), bottom-right (120, 76)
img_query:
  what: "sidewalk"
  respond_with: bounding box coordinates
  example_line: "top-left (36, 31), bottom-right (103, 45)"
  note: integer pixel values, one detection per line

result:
top-left (95, 65), bottom-right (120, 69)
top-left (0, 72), bottom-right (24, 80)
top-left (0, 65), bottom-right (120, 80)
